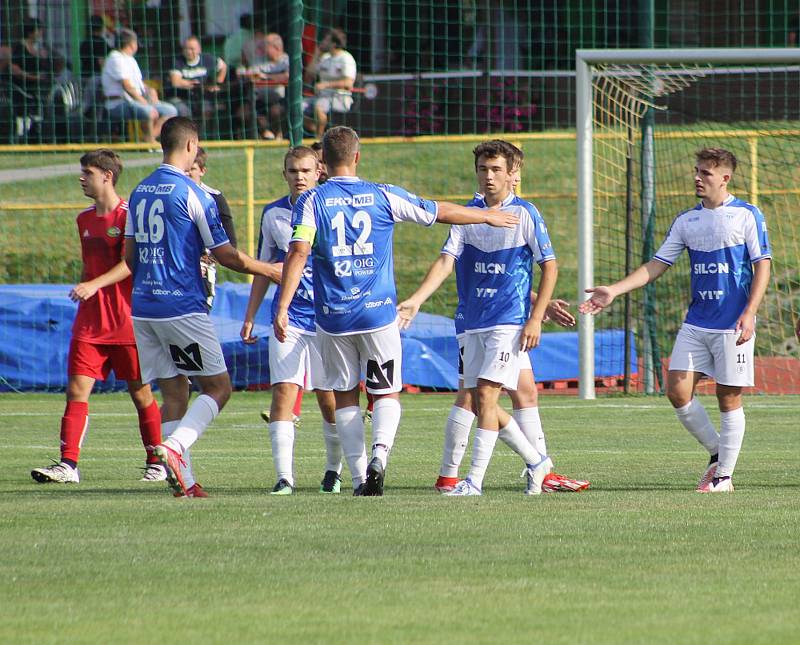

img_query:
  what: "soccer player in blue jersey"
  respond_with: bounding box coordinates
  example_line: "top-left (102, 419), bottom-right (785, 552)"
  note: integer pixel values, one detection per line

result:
top-left (274, 126), bottom-right (519, 496)
top-left (398, 140), bottom-right (588, 495)
top-left (580, 148), bottom-right (771, 493)
top-left (408, 140), bottom-right (560, 496)
top-left (241, 146), bottom-right (342, 495)
top-left (125, 116), bottom-right (282, 497)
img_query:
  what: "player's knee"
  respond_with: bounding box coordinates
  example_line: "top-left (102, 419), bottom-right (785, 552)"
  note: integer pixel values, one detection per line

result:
top-left (716, 386), bottom-right (742, 411)
top-left (666, 385), bottom-right (691, 408)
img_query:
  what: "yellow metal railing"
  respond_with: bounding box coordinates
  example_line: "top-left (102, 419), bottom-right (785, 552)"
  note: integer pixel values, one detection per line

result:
top-left (2, 129), bottom-right (799, 258)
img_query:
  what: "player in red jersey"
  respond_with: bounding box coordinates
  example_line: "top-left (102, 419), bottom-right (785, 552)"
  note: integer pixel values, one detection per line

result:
top-left (31, 149), bottom-right (165, 485)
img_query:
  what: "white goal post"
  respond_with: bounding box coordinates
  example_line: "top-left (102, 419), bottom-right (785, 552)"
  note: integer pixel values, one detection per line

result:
top-left (575, 48), bottom-right (800, 400)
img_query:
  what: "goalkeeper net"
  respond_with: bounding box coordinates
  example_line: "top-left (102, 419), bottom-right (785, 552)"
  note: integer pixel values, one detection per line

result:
top-left (577, 49), bottom-right (800, 397)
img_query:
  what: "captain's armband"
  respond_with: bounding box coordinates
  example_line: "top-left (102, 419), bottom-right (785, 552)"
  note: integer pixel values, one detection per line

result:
top-left (291, 224), bottom-right (316, 244)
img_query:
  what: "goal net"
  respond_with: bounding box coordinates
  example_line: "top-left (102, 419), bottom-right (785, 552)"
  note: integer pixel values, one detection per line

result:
top-left (576, 49), bottom-right (800, 397)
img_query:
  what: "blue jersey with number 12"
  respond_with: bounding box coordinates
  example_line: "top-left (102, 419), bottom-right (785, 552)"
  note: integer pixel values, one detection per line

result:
top-left (291, 176), bottom-right (438, 334)
top-left (125, 164), bottom-right (229, 320)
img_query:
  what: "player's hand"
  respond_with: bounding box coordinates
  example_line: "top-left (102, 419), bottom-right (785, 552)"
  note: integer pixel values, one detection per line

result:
top-left (396, 298), bottom-right (421, 330)
top-left (484, 208), bottom-right (519, 228)
top-left (735, 311), bottom-right (756, 346)
top-left (69, 282), bottom-right (98, 302)
top-left (578, 287), bottom-right (616, 315)
top-left (273, 309), bottom-right (289, 343)
top-left (240, 320), bottom-right (258, 344)
top-left (544, 298), bottom-right (576, 327)
top-left (520, 318), bottom-right (542, 351)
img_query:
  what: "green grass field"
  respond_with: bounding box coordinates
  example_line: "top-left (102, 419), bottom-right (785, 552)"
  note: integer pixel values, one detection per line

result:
top-left (2, 391), bottom-right (799, 643)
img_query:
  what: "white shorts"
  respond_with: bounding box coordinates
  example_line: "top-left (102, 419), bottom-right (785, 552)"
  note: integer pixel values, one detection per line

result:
top-left (318, 324), bottom-right (403, 394)
top-left (133, 314), bottom-right (227, 384)
top-left (456, 334), bottom-right (531, 379)
top-left (669, 324), bottom-right (755, 387)
top-left (462, 328), bottom-right (522, 390)
top-left (269, 328), bottom-right (330, 391)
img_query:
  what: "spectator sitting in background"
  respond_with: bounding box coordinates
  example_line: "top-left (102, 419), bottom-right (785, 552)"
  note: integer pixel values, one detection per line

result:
top-left (303, 28), bottom-right (357, 139)
top-left (79, 15), bottom-right (112, 117)
top-left (167, 35), bottom-right (227, 126)
top-left (79, 15), bottom-right (111, 78)
top-left (101, 28), bottom-right (178, 144)
top-left (224, 13), bottom-right (253, 72)
top-left (9, 18), bottom-right (62, 123)
top-left (239, 32), bottom-right (288, 140)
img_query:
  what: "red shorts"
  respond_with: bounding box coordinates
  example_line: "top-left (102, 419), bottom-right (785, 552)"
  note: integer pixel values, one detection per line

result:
top-left (68, 339), bottom-right (142, 381)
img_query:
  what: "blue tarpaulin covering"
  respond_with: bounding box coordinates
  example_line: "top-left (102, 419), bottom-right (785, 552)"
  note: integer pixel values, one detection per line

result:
top-left (0, 284), bottom-right (636, 392)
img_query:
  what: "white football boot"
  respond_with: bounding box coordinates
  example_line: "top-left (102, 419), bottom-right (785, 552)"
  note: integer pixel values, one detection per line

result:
top-left (31, 462), bottom-right (80, 484)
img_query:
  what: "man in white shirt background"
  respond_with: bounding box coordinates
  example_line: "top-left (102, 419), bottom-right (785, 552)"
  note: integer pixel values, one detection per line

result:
top-left (303, 28), bottom-right (357, 139)
top-left (101, 28), bottom-right (178, 145)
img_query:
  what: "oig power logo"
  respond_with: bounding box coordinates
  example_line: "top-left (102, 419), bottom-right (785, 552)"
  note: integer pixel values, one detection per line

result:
top-left (333, 257), bottom-right (375, 277)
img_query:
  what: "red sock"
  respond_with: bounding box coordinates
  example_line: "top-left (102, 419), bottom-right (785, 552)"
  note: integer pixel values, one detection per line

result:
top-left (293, 388), bottom-right (303, 417)
top-left (137, 400), bottom-right (162, 464)
top-left (60, 401), bottom-right (89, 465)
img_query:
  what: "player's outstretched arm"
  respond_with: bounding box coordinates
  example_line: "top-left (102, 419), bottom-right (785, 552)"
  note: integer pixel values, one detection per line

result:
top-left (521, 259), bottom-right (558, 351)
top-left (435, 202), bottom-right (519, 228)
top-left (533, 292), bottom-right (576, 328)
top-left (397, 253), bottom-right (455, 330)
top-left (241, 274), bottom-right (271, 344)
top-left (211, 243), bottom-right (282, 281)
top-left (69, 259), bottom-right (132, 303)
top-left (736, 258), bottom-right (770, 346)
top-left (578, 259), bottom-right (669, 315)
top-left (274, 241), bottom-right (311, 343)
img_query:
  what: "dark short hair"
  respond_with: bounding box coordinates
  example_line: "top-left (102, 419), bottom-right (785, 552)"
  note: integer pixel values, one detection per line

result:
top-left (22, 18), bottom-right (42, 39)
top-left (80, 149), bottom-right (123, 185)
top-left (505, 141), bottom-right (523, 171)
top-left (160, 116), bottom-right (198, 154)
top-left (695, 147), bottom-right (737, 173)
top-left (89, 15), bottom-right (105, 32)
top-left (116, 28), bottom-right (137, 49)
top-left (322, 126), bottom-right (359, 168)
top-left (326, 28), bottom-right (347, 49)
top-left (284, 145), bottom-right (318, 169)
top-left (473, 140), bottom-right (517, 172)
top-left (193, 146), bottom-right (208, 170)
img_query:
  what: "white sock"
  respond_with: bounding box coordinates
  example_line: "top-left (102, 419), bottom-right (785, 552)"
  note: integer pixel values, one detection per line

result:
top-left (499, 416), bottom-right (542, 467)
top-left (322, 420), bottom-right (342, 474)
top-left (513, 407), bottom-right (547, 456)
top-left (164, 394), bottom-right (219, 453)
top-left (269, 420), bottom-right (295, 486)
top-left (162, 420), bottom-right (195, 488)
top-left (717, 407), bottom-right (745, 478)
top-left (370, 398), bottom-right (402, 467)
top-left (674, 398), bottom-right (719, 454)
top-left (466, 428), bottom-right (499, 490)
top-left (440, 405), bottom-right (474, 477)
top-left (335, 405), bottom-right (367, 488)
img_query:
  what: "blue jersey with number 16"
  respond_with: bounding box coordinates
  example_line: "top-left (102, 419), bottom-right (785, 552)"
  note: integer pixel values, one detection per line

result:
top-left (291, 176), bottom-right (438, 335)
top-left (125, 164), bottom-right (229, 320)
